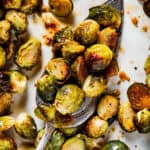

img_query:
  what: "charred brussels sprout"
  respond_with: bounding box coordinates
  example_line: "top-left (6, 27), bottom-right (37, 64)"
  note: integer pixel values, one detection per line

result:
top-left (15, 113), bottom-right (37, 139)
top-left (144, 55), bottom-right (150, 74)
top-left (2, 0), bottom-right (23, 9)
top-left (86, 116), bottom-right (108, 138)
top-left (88, 4), bottom-right (121, 29)
top-left (5, 10), bottom-right (27, 33)
top-left (146, 74), bottom-right (150, 88)
top-left (118, 102), bottom-right (136, 132)
top-left (0, 20), bottom-right (11, 44)
top-left (101, 140), bottom-right (130, 150)
top-left (85, 44), bottom-right (113, 72)
top-left (60, 127), bottom-right (78, 137)
top-left (45, 58), bottom-right (70, 84)
top-left (15, 36), bottom-right (41, 69)
top-left (49, 0), bottom-right (73, 17)
top-left (83, 75), bottom-right (106, 98)
top-left (135, 109), bottom-right (150, 133)
top-left (74, 19), bottom-right (100, 45)
top-left (143, 1), bottom-right (150, 17)
top-left (97, 95), bottom-right (119, 121)
top-left (61, 41), bottom-right (85, 61)
top-left (36, 75), bottom-right (57, 102)
top-left (62, 136), bottom-right (86, 150)
top-left (0, 46), bottom-right (6, 69)
top-left (55, 84), bottom-right (84, 115)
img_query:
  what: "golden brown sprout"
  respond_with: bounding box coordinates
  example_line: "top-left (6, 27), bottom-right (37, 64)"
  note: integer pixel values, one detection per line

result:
top-left (0, 46), bottom-right (6, 69)
top-left (2, 0), bottom-right (23, 9)
top-left (60, 127), bottom-right (78, 137)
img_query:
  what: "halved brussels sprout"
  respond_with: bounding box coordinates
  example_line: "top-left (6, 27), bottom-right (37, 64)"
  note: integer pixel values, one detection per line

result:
top-left (36, 75), bottom-right (57, 102)
top-left (14, 112), bottom-right (37, 139)
top-left (71, 56), bottom-right (87, 85)
top-left (0, 46), bottom-right (6, 69)
top-left (15, 36), bottom-right (41, 69)
top-left (61, 136), bottom-right (86, 150)
top-left (55, 84), bottom-right (84, 115)
top-left (86, 116), bottom-right (108, 138)
top-left (143, 1), bottom-right (150, 17)
top-left (61, 41), bottom-right (85, 61)
top-left (0, 93), bottom-right (12, 116)
top-left (144, 55), bottom-right (150, 74)
top-left (127, 83), bottom-right (150, 110)
top-left (0, 116), bottom-right (15, 132)
top-left (101, 140), bottom-right (130, 150)
top-left (83, 75), bottom-right (106, 98)
top-left (5, 10), bottom-right (27, 33)
top-left (97, 27), bottom-right (118, 50)
top-left (85, 44), bottom-right (113, 72)
top-left (135, 109), bottom-right (150, 133)
top-left (60, 127), bottom-right (78, 137)
top-left (49, 0), bottom-right (73, 17)
top-left (74, 19), bottom-right (100, 45)
top-left (118, 102), bottom-right (136, 132)
top-left (97, 95), bottom-right (119, 121)
top-left (0, 20), bottom-right (11, 44)
top-left (88, 4), bottom-right (121, 29)
top-left (34, 104), bottom-right (56, 121)
top-left (45, 58), bottom-right (70, 84)
top-left (146, 74), bottom-right (150, 88)
top-left (2, 0), bottom-right (23, 9)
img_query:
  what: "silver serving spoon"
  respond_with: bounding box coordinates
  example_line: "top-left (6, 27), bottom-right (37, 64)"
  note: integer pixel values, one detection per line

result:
top-left (36, 0), bottom-right (123, 149)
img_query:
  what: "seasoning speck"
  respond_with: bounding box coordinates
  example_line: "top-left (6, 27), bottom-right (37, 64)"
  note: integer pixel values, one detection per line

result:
top-left (131, 17), bottom-right (138, 27)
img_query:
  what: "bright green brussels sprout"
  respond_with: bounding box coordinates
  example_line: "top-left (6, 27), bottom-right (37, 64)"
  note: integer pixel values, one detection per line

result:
top-left (135, 109), bottom-right (150, 133)
top-left (49, 0), bottom-right (73, 17)
top-left (143, 1), bottom-right (150, 17)
top-left (0, 9), bottom-right (4, 19)
top-left (0, 93), bottom-right (12, 116)
top-left (75, 19), bottom-right (99, 45)
top-left (15, 36), bottom-right (41, 69)
top-left (61, 41), bottom-right (85, 61)
top-left (36, 75), bottom-right (57, 102)
top-left (85, 44), bottom-right (113, 72)
top-left (144, 55), bottom-right (150, 75)
top-left (0, 116), bottom-right (15, 132)
top-left (88, 4), bottom-right (121, 29)
top-left (5, 10), bottom-right (27, 33)
top-left (34, 104), bottom-right (56, 121)
top-left (2, 0), bottom-right (23, 9)
top-left (97, 95), bottom-right (119, 121)
top-left (118, 102), bottom-right (136, 132)
top-left (62, 136), bottom-right (86, 150)
top-left (71, 56), bottom-right (87, 85)
top-left (0, 46), bottom-right (6, 69)
top-left (97, 27), bottom-right (118, 50)
top-left (101, 140), bottom-right (130, 150)
top-left (55, 84), bottom-right (84, 115)
top-left (45, 58), bottom-right (71, 84)
top-left (146, 74), bottom-right (150, 88)
top-left (83, 75), bottom-right (106, 98)
top-left (0, 135), bottom-right (17, 150)
top-left (0, 20), bottom-right (11, 44)
top-left (14, 112), bottom-right (37, 139)
top-left (60, 127), bottom-right (78, 137)
top-left (86, 116), bottom-right (108, 138)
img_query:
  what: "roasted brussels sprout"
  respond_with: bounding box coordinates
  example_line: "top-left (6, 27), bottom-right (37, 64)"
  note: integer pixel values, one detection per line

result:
top-left (146, 74), bottom-right (150, 88)
top-left (83, 75), bottom-right (106, 98)
top-left (0, 93), bottom-right (12, 116)
top-left (118, 102), bottom-right (136, 132)
top-left (61, 41), bottom-right (85, 61)
top-left (60, 127), bottom-right (78, 137)
top-left (5, 10), bottom-right (27, 33)
top-left (0, 20), bottom-right (11, 44)
top-left (15, 36), bottom-right (41, 69)
top-left (127, 83), bottom-right (150, 110)
top-left (86, 116), bottom-right (108, 138)
top-left (143, 1), bottom-right (150, 17)
top-left (101, 140), bottom-right (130, 150)
top-left (2, 0), bottom-right (22, 9)
top-left (45, 58), bottom-right (70, 84)
top-left (5, 42), bottom-right (15, 61)
top-left (97, 95), bottom-right (119, 121)
top-left (62, 136), bottom-right (86, 150)
top-left (0, 135), bottom-right (17, 150)
top-left (49, 0), bottom-right (73, 17)
top-left (0, 46), bottom-right (6, 69)
top-left (34, 104), bottom-right (56, 121)
top-left (88, 4), bottom-right (121, 29)
top-left (135, 109), bottom-right (150, 133)
top-left (55, 84), bottom-right (84, 115)
top-left (85, 44), bottom-right (113, 72)
top-left (97, 27), bottom-right (118, 50)
top-left (144, 55), bottom-right (150, 74)
top-left (71, 56), bottom-right (87, 85)
top-left (14, 112), bottom-right (37, 139)
top-left (74, 19), bottom-right (100, 45)
top-left (35, 128), bottom-right (45, 147)
top-left (36, 75), bottom-right (57, 102)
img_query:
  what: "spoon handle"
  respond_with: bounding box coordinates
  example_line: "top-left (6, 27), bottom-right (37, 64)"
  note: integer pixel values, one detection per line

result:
top-left (36, 124), bottom-right (55, 150)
